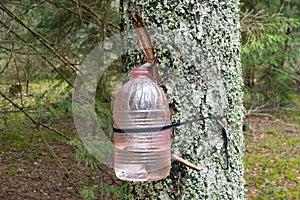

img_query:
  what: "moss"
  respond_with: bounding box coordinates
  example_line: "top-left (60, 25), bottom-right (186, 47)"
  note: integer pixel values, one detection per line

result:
top-left (7, 167), bottom-right (26, 176)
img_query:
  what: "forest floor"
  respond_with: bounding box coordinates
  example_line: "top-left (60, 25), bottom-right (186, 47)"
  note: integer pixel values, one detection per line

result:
top-left (243, 110), bottom-right (300, 200)
top-left (0, 115), bottom-right (120, 200)
top-left (0, 117), bottom-right (88, 200)
top-left (0, 110), bottom-right (299, 200)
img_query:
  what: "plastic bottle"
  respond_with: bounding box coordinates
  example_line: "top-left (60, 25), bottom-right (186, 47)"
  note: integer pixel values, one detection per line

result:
top-left (113, 67), bottom-right (171, 182)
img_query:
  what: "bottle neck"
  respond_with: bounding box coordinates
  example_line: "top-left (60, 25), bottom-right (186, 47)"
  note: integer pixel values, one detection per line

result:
top-left (131, 67), bottom-right (149, 77)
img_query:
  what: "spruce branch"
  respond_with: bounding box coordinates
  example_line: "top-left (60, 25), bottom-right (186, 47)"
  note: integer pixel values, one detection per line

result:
top-left (0, 19), bottom-right (74, 87)
top-left (0, 2), bottom-right (78, 73)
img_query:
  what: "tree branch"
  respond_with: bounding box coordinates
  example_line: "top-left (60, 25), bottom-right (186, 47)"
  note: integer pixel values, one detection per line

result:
top-left (172, 154), bottom-right (202, 171)
top-left (44, 0), bottom-right (99, 27)
top-left (0, 90), bottom-right (71, 140)
top-left (0, 45), bottom-right (13, 75)
top-left (39, 132), bottom-right (80, 193)
top-left (0, 20), bottom-right (74, 87)
top-left (0, 2), bottom-right (78, 73)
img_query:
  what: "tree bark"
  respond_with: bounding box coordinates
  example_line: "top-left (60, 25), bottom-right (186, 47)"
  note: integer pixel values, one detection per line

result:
top-left (120, 0), bottom-right (245, 199)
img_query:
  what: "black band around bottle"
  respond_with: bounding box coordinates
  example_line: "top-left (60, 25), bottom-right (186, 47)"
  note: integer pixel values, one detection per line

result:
top-left (112, 114), bottom-right (229, 169)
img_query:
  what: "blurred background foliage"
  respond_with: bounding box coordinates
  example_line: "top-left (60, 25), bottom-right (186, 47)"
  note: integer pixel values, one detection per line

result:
top-left (0, 0), bottom-right (299, 199)
top-left (0, 0), bottom-right (298, 116)
top-left (240, 0), bottom-right (300, 109)
top-left (0, 0), bottom-right (121, 132)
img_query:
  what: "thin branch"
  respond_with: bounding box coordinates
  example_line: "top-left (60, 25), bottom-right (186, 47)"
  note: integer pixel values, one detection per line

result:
top-left (0, 20), bottom-right (74, 87)
top-left (12, 55), bottom-right (26, 108)
top-left (0, 2), bottom-right (78, 73)
top-left (69, 0), bottom-right (103, 22)
top-left (0, 42), bottom-right (96, 57)
top-left (97, 164), bottom-right (121, 187)
top-left (251, 62), bottom-right (300, 82)
top-left (270, 66), bottom-right (300, 82)
top-left (279, 0), bottom-right (286, 13)
top-left (248, 102), bottom-right (271, 113)
top-left (246, 111), bottom-right (276, 119)
top-left (0, 90), bottom-right (71, 140)
top-left (172, 154), bottom-right (202, 171)
top-left (0, 45), bottom-right (13, 75)
top-left (40, 132), bottom-right (80, 193)
top-left (44, 0), bottom-right (100, 27)
top-left (246, 112), bottom-right (299, 127)
top-left (0, 44), bottom-right (72, 58)
top-left (1, 0), bottom-right (37, 7)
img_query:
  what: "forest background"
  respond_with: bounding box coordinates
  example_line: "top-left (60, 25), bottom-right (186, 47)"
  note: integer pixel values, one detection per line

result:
top-left (0, 0), bottom-right (299, 199)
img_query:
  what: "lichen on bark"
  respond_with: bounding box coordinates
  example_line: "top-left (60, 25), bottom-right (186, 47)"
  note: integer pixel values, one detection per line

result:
top-left (120, 0), bottom-right (245, 199)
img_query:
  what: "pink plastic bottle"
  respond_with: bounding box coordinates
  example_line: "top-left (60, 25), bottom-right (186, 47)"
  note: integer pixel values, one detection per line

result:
top-left (113, 67), bottom-right (171, 181)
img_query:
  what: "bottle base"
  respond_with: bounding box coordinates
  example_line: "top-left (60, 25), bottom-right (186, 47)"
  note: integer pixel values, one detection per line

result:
top-left (115, 165), bottom-right (170, 182)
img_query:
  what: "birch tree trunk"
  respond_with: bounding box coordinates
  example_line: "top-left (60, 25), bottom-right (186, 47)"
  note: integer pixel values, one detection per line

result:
top-left (120, 0), bottom-right (245, 199)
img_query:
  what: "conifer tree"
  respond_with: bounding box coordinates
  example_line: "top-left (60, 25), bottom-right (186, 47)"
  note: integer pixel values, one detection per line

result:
top-left (120, 0), bottom-right (245, 199)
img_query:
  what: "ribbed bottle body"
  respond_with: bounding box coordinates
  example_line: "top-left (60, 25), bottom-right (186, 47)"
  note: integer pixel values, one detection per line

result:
top-left (113, 68), bottom-right (171, 181)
